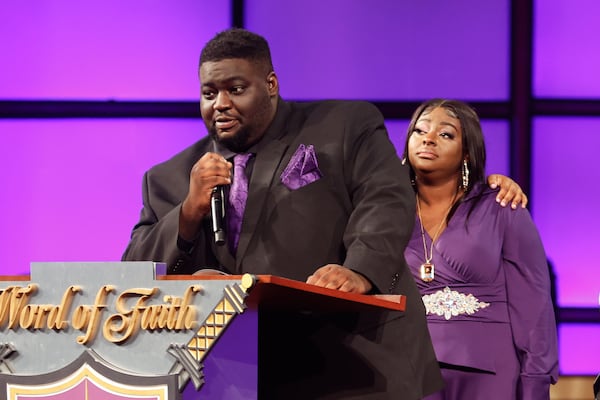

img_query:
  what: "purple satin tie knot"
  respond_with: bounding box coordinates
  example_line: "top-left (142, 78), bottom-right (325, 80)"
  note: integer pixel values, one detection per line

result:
top-left (227, 153), bottom-right (253, 254)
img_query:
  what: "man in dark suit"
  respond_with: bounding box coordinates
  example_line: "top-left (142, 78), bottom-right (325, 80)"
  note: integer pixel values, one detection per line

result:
top-left (123, 28), bottom-right (520, 399)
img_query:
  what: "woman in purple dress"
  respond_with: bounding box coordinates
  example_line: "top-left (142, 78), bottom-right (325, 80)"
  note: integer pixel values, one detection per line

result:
top-left (402, 99), bottom-right (558, 399)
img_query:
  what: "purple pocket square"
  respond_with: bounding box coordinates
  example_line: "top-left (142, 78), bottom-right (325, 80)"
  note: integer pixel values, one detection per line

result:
top-left (280, 144), bottom-right (323, 190)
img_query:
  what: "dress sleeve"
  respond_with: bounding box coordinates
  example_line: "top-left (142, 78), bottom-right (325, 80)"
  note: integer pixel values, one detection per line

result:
top-left (502, 207), bottom-right (559, 399)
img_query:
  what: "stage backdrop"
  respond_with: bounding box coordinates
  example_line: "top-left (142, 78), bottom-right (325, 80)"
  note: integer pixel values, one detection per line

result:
top-left (1, 0), bottom-right (598, 375)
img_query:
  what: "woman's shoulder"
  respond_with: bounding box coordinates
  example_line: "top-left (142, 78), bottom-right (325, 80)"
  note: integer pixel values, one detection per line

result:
top-left (464, 182), bottom-right (497, 203)
top-left (463, 182), bottom-right (532, 223)
top-left (461, 183), bottom-right (514, 220)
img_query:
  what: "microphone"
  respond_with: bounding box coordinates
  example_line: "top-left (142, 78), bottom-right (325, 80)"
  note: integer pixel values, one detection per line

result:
top-left (211, 186), bottom-right (226, 245)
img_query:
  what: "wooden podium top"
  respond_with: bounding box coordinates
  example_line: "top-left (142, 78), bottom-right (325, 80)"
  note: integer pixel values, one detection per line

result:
top-left (161, 274), bottom-right (406, 313)
top-left (0, 269), bottom-right (406, 313)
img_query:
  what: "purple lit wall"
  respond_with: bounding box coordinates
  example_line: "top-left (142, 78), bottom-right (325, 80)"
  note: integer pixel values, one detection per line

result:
top-left (0, 1), bottom-right (598, 376)
top-left (559, 324), bottom-right (600, 375)
top-left (532, 0), bottom-right (600, 375)
top-left (532, 117), bottom-right (600, 307)
top-left (534, 0), bottom-right (600, 98)
top-left (531, 116), bottom-right (600, 375)
top-left (0, 2), bottom-right (229, 100)
top-left (246, 0), bottom-right (510, 101)
top-left (0, 119), bottom-right (206, 274)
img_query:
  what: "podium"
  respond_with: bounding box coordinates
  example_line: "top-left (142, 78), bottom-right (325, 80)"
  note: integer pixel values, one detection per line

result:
top-left (0, 262), bottom-right (405, 400)
top-left (174, 274), bottom-right (406, 398)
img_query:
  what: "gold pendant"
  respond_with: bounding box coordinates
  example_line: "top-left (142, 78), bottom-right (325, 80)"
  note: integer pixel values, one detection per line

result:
top-left (420, 263), bottom-right (434, 282)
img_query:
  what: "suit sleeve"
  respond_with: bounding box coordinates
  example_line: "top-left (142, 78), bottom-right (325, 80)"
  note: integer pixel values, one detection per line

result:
top-left (121, 171), bottom-right (215, 274)
top-left (502, 208), bottom-right (559, 398)
top-left (341, 102), bottom-right (416, 294)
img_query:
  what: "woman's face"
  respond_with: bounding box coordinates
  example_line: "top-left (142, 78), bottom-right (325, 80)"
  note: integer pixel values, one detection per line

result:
top-left (408, 106), bottom-right (464, 181)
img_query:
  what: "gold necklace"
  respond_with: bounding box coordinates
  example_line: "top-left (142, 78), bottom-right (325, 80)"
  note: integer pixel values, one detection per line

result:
top-left (415, 193), bottom-right (456, 282)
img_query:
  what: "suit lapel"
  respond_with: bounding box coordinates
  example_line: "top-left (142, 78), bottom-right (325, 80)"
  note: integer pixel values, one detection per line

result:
top-left (234, 139), bottom-right (289, 269)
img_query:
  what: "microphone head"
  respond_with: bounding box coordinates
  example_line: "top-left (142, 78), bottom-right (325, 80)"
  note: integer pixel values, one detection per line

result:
top-left (214, 229), bottom-right (226, 245)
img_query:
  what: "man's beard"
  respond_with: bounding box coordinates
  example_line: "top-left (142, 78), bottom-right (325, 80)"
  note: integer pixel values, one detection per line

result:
top-left (209, 126), bottom-right (252, 153)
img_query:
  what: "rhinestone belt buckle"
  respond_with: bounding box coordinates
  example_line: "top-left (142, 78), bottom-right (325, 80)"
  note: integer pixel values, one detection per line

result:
top-left (422, 287), bottom-right (490, 320)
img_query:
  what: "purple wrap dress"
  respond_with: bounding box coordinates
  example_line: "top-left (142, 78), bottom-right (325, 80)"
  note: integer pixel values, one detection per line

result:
top-left (405, 184), bottom-right (559, 399)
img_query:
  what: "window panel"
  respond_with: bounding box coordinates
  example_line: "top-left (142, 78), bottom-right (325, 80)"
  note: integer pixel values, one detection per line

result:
top-left (532, 117), bottom-right (600, 307)
top-left (246, 0), bottom-right (509, 101)
top-left (0, 2), bottom-right (229, 100)
top-left (0, 119), bottom-right (205, 275)
top-left (534, 0), bottom-right (600, 97)
top-left (558, 324), bottom-right (600, 375)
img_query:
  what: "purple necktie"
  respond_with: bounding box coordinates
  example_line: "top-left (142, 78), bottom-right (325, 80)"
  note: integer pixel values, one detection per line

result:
top-left (227, 153), bottom-right (253, 254)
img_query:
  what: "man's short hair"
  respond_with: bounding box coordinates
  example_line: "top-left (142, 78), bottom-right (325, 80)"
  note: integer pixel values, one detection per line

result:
top-left (199, 28), bottom-right (274, 73)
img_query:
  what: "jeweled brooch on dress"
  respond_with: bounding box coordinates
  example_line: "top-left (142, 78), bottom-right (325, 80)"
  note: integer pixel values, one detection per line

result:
top-left (422, 287), bottom-right (490, 320)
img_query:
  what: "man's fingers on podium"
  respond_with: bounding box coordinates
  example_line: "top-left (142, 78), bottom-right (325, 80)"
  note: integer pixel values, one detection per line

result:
top-left (306, 274), bottom-right (320, 286)
top-left (338, 280), bottom-right (356, 293)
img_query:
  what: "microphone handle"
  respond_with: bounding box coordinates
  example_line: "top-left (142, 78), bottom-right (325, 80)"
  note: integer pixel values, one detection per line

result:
top-left (211, 186), bottom-right (226, 245)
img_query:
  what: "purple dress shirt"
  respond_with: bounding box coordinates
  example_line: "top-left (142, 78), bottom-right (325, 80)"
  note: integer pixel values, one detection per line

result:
top-left (405, 183), bottom-right (559, 400)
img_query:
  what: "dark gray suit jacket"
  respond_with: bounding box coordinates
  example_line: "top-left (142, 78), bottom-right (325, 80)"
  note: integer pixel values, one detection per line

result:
top-left (123, 98), bottom-right (443, 399)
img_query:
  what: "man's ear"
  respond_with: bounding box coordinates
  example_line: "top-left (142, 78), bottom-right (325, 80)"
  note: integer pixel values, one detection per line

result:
top-left (267, 72), bottom-right (278, 95)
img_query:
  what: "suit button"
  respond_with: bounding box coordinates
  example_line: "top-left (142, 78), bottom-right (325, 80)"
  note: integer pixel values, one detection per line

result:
top-left (171, 259), bottom-right (184, 273)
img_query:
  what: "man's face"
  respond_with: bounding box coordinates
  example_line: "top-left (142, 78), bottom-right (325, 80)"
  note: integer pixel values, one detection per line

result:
top-left (199, 58), bottom-right (278, 152)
